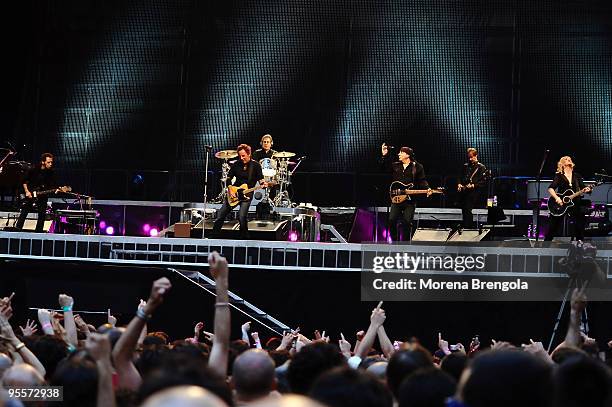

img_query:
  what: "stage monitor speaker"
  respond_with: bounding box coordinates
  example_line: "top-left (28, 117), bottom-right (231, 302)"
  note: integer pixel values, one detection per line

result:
top-left (173, 222), bottom-right (191, 238)
top-left (447, 228), bottom-right (490, 242)
top-left (412, 228), bottom-right (453, 242)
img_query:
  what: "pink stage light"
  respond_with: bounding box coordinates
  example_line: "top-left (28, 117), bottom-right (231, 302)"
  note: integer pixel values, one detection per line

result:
top-left (288, 231), bottom-right (299, 242)
top-left (105, 226), bottom-right (115, 235)
top-left (143, 224), bottom-right (151, 233)
top-left (99, 220), bottom-right (107, 229)
top-left (149, 228), bottom-right (159, 237)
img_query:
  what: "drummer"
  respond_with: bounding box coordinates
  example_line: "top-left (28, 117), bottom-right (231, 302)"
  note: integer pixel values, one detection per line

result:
top-left (252, 134), bottom-right (277, 161)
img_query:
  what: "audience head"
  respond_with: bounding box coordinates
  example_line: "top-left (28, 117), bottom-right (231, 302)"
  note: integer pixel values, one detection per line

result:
top-left (137, 351), bottom-right (232, 406)
top-left (23, 334), bottom-right (68, 380)
top-left (309, 367), bottom-right (393, 407)
top-left (141, 385), bottom-right (228, 407)
top-left (459, 350), bottom-right (553, 407)
top-left (366, 362), bottom-right (388, 381)
top-left (287, 342), bottom-right (346, 394)
top-left (386, 349), bottom-right (433, 399)
top-left (398, 367), bottom-right (456, 407)
top-left (554, 354), bottom-right (612, 407)
top-left (440, 353), bottom-right (468, 382)
top-left (50, 351), bottom-right (99, 407)
top-left (232, 349), bottom-right (277, 401)
top-left (1, 363), bottom-right (45, 387)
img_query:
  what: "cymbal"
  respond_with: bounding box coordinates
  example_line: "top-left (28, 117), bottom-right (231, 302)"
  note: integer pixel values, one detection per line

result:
top-left (272, 151), bottom-right (296, 158)
top-left (215, 150), bottom-right (238, 159)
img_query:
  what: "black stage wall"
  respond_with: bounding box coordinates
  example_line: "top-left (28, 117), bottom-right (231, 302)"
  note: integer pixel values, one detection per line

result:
top-left (1, 259), bottom-right (611, 353)
top-left (2, 1), bottom-right (612, 205)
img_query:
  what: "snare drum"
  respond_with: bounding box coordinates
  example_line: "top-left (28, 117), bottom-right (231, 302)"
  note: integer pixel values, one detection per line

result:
top-left (259, 158), bottom-right (277, 178)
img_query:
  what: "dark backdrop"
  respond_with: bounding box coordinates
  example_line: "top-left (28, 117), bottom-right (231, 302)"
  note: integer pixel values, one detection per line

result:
top-left (3, 0), bottom-right (612, 203)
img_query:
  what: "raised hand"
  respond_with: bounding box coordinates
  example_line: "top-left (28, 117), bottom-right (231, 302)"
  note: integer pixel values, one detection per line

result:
top-left (58, 294), bottom-right (74, 309)
top-left (381, 143), bottom-right (389, 156)
top-left (19, 319), bottom-right (38, 337)
top-left (202, 330), bottom-right (214, 342)
top-left (570, 286), bottom-right (587, 313)
top-left (279, 331), bottom-right (295, 350)
top-left (371, 307), bottom-right (386, 328)
top-left (194, 321), bottom-right (204, 335)
top-left (454, 342), bottom-right (466, 355)
top-left (107, 309), bottom-right (117, 327)
top-left (241, 321), bottom-right (251, 333)
top-left (356, 330), bottom-right (365, 341)
top-left (0, 293), bottom-right (15, 320)
top-left (438, 332), bottom-right (450, 355)
top-left (74, 314), bottom-right (90, 334)
top-left (208, 251), bottom-right (228, 281)
top-left (339, 333), bottom-right (352, 355)
top-left (145, 277), bottom-right (172, 311)
top-left (522, 339), bottom-right (552, 363)
top-left (251, 332), bottom-right (259, 341)
top-left (491, 339), bottom-right (515, 351)
top-left (85, 333), bottom-right (112, 362)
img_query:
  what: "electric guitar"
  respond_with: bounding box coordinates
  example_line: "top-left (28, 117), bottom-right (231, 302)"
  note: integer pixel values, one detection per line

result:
top-left (20, 186), bottom-right (72, 207)
top-left (227, 182), bottom-right (277, 207)
top-left (389, 181), bottom-right (445, 204)
top-left (547, 182), bottom-right (600, 217)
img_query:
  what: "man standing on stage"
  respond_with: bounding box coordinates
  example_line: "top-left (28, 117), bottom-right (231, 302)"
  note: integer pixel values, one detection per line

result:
top-left (212, 144), bottom-right (266, 239)
top-left (381, 143), bottom-right (432, 241)
top-left (252, 134), bottom-right (277, 161)
top-left (457, 147), bottom-right (489, 229)
top-left (15, 153), bottom-right (59, 232)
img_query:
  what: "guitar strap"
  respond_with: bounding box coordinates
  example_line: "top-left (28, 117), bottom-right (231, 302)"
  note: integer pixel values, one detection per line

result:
top-left (247, 161), bottom-right (254, 187)
top-left (411, 161), bottom-right (416, 180)
top-left (468, 165), bottom-right (480, 183)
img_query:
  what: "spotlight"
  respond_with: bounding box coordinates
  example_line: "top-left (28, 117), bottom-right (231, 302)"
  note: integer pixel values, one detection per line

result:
top-left (288, 231), bottom-right (299, 242)
top-left (149, 228), bottom-right (159, 237)
top-left (99, 220), bottom-right (107, 229)
top-left (105, 226), bottom-right (115, 235)
top-left (143, 224), bottom-right (151, 233)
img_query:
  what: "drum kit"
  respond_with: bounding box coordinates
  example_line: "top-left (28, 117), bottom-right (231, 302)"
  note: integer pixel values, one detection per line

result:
top-left (211, 149), bottom-right (302, 208)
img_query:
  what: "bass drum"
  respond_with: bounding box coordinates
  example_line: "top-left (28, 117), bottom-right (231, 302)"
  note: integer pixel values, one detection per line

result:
top-left (259, 158), bottom-right (277, 180)
top-left (0, 161), bottom-right (31, 190)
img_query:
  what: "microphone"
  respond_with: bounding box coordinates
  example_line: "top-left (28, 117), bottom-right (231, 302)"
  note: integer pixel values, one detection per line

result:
top-left (298, 156), bottom-right (307, 160)
top-left (385, 145), bottom-right (396, 149)
top-left (204, 145), bottom-right (213, 150)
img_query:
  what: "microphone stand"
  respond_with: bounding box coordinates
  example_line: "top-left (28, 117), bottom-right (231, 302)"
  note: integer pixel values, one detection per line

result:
top-left (534, 149), bottom-right (550, 241)
top-left (202, 145), bottom-right (213, 239)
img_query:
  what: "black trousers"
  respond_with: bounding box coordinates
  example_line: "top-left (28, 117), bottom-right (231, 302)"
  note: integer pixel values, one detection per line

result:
top-left (545, 205), bottom-right (586, 241)
top-left (459, 190), bottom-right (481, 229)
top-left (389, 202), bottom-right (416, 241)
top-left (212, 199), bottom-right (251, 239)
top-left (15, 198), bottom-right (48, 232)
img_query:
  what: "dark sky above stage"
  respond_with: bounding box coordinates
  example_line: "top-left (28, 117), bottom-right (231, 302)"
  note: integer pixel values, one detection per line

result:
top-left (6, 0), bottom-right (612, 179)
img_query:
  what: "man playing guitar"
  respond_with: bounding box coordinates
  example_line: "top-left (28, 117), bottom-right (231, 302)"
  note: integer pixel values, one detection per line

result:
top-left (381, 143), bottom-right (432, 241)
top-left (457, 148), bottom-right (489, 228)
top-left (212, 144), bottom-right (267, 239)
top-left (15, 153), bottom-right (68, 232)
top-left (545, 156), bottom-right (591, 241)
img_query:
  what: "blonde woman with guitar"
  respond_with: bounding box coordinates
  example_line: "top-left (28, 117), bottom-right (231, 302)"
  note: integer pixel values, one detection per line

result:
top-left (544, 156), bottom-right (592, 241)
